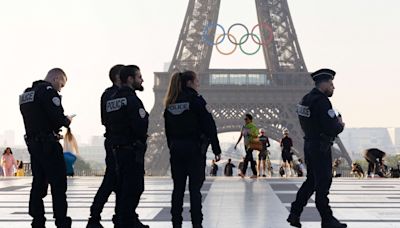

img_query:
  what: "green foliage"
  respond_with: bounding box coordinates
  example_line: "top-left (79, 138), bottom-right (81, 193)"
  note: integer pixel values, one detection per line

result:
top-left (74, 155), bottom-right (92, 173)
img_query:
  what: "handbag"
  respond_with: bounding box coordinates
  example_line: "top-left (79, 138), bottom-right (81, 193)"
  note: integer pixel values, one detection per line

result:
top-left (248, 138), bottom-right (263, 151)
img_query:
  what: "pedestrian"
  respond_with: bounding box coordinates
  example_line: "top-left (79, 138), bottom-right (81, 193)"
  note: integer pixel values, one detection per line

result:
top-left (164, 70), bottom-right (221, 228)
top-left (351, 162), bottom-right (364, 178)
top-left (332, 158), bottom-right (341, 178)
top-left (210, 159), bottom-right (218, 176)
top-left (1, 147), bottom-right (17, 177)
top-left (257, 128), bottom-right (270, 177)
top-left (63, 128), bottom-right (79, 177)
top-left (238, 157), bottom-right (245, 176)
top-left (234, 113), bottom-right (258, 178)
top-left (364, 148), bottom-right (386, 178)
top-left (16, 160), bottom-right (25, 176)
top-left (87, 64), bottom-right (124, 228)
top-left (224, 158), bottom-right (236, 177)
top-left (19, 68), bottom-right (73, 228)
top-left (105, 65), bottom-right (149, 228)
top-left (280, 130), bottom-right (294, 177)
top-left (287, 68), bottom-right (346, 228)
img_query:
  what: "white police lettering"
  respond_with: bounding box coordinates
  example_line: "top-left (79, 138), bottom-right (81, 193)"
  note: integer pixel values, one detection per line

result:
top-left (139, 108), bottom-right (146, 118)
top-left (296, 104), bottom-right (310, 117)
top-left (106, 98), bottom-right (127, 112)
top-left (19, 91), bottom-right (35, 105)
top-left (167, 102), bottom-right (190, 115)
top-left (52, 97), bottom-right (61, 106)
top-left (327, 109), bottom-right (336, 118)
top-left (46, 86), bottom-right (53, 90)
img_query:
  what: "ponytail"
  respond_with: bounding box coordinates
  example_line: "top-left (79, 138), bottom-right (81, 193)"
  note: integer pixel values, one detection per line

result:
top-left (164, 72), bottom-right (182, 107)
top-left (164, 70), bottom-right (197, 107)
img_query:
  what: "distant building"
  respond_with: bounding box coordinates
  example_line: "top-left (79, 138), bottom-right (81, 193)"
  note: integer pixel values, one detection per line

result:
top-left (340, 128), bottom-right (396, 159)
top-left (0, 130), bottom-right (15, 147)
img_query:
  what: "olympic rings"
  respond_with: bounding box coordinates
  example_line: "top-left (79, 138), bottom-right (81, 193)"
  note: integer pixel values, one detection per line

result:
top-left (202, 22), bottom-right (274, 55)
top-left (202, 23), bottom-right (226, 46)
top-left (215, 33), bottom-right (237, 55)
top-left (251, 22), bottom-right (273, 45)
top-left (227, 23), bottom-right (249, 45)
top-left (239, 33), bottom-right (261, 55)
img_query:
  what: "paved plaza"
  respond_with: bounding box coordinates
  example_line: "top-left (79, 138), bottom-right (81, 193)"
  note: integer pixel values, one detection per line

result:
top-left (0, 177), bottom-right (399, 227)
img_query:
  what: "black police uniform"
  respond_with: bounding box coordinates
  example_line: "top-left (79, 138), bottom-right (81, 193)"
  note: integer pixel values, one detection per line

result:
top-left (19, 80), bottom-right (71, 228)
top-left (105, 85), bottom-right (149, 228)
top-left (288, 69), bottom-right (346, 228)
top-left (88, 84), bottom-right (119, 226)
top-left (164, 87), bottom-right (221, 228)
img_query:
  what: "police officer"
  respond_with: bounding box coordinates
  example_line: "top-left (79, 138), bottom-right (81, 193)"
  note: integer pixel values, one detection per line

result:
top-left (106, 65), bottom-right (149, 228)
top-left (19, 68), bottom-right (73, 228)
top-left (163, 71), bottom-right (222, 228)
top-left (87, 64), bottom-right (124, 228)
top-left (287, 69), bottom-right (346, 228)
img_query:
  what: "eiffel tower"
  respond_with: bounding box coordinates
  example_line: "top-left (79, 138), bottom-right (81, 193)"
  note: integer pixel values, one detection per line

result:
top-left (145, 0), bottom-right (352, 175)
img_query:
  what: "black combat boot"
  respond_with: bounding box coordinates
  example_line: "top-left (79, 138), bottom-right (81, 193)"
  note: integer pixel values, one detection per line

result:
top-left (321, 217), bottom-right (347, 228)
top-left (287, 213), bottom-right (302, 228)
top-left (86, 217), bottom-right (104, 228)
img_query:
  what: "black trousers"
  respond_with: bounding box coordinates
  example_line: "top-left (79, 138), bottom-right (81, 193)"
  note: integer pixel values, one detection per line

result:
top-left (364, 154), bottom-right (381, 176)
top-left (114, 143), bottom-right (145, 227)
top-left (169, 140), bottom-right (206, 226)
top-left (290, 141), bottom-right (334, 221)
top-left (27, 138), bottom-right (70, 227)
top-left (242, 147), bottom-right (257, 176)
top-left (89, 138), bottom-right (117, 221)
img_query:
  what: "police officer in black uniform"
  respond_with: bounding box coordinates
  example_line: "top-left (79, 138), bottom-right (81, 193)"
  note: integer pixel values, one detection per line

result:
top-left (87, 64), bottom-right (124, 228)
top-left (106, 65), bottom-right (149, 228)
top-left (287, 69), bottom-right (346, 228)
top-left (19, 68), bottom-right (73, 228)
top-left (163, 71), bottom-right (222, 228)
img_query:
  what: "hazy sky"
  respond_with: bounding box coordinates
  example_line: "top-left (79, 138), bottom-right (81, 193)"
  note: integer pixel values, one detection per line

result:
top-left (1, 0), bottom-right (399, 145)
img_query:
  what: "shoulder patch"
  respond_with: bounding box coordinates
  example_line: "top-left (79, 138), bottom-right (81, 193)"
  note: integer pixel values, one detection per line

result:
top-left (327, 109), bottom-right (336, 118)
top-left (19, 91), bottom-right (35, 105)
top-left (167, 102), bottom-right (190, 115)
top-left (296, 104), bottom-right (310, 118)
top-left (106, 98), bottom-right (127, 112)
top-left (52, 97), bottom-right (61, 106)
top-left (46, 86), bottom-right (53, 90)
top-left (139, 108), bottom-right (146, 118)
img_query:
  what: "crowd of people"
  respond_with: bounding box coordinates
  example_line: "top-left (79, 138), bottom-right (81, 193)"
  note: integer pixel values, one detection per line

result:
top-left (208, 121), bottom-right (305, 178)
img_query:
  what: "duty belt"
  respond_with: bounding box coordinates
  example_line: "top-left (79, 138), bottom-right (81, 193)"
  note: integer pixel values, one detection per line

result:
top-left (304, 134), bottom-right (335, 143)
top-left (25, 131), bottom-right (62, 142)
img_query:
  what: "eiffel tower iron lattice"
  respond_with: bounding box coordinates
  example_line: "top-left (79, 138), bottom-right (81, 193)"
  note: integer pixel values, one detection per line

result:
top-left (145, 0), bottom-right (352, 175)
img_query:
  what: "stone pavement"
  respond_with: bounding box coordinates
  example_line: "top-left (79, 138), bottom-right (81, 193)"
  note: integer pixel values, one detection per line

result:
top-left (0, 176), bottom-right (399, 227)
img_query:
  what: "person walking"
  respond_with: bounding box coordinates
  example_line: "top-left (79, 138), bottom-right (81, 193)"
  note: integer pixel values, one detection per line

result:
top-left (234, 113), bottom-right (258, 178)
top-left (287, 68), bottom-right (346, 228)
top-left (87, 64), bottom-right (124, 228)
top-left (1, 147), bottom-right (17, 177)
top-left (164, 70), bottom-right (222, 228)
top-left (224, 158), bottom-right (236, 177)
